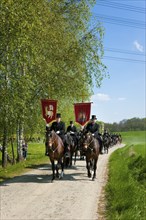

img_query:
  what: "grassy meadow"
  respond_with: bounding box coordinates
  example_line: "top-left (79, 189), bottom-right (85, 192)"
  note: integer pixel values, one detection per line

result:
top-left (0, 140), bottom-right (49, 182)
top-left (105, 131), bottom-right (146, 220)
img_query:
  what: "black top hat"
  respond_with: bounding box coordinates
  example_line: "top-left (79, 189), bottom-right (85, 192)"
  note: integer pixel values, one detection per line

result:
top-left (56, 113), bottom-right (61, 118)
top-left (70, 121), bottom-right (73, 124)
top-left (91, 115), bottom-right (97, 120)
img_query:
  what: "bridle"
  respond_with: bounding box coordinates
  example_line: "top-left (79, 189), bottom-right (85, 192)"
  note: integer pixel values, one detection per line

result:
top-left (83, 133), bottom-right (94, 152)
top-left (47, 131), bottom-right (61, 154)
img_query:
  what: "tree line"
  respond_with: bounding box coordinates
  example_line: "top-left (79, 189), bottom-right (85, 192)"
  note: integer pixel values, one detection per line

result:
top-left (104, 117), bottom-right (146, 132)
top-left (0, 0), bottom-right (107, 167)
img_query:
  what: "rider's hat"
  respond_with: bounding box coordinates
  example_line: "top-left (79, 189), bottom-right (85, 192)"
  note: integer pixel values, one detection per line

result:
top-left (70, 121), bottom-right (73, 124)
top-left (56, 113), bottom-right (61, 118)
top-left (91, 115), bottom-right (97, 120)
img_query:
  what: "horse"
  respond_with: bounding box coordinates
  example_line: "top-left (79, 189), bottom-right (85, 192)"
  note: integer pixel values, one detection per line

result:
top-left (46, 130), bottom-right (65, 182)
top-left (77, 130), bottom-right (86, 160)
top-left (82, 131), bottom-right (100, 181)
top-left (102, 134), bottom-right (111, 154)
top-left (64, 132), bottom-right (78, 167)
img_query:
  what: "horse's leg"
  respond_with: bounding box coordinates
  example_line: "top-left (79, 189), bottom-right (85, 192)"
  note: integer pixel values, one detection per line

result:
top-left (74, 150), bottom-right (77, 165)
top-left (70, 152), bottom-right (73, 167)
top-left (86, 158), bottom-right (91, 178)
top-left (92, 158), bottom-right (98, 181)
top-left (51, 160), bottom-right (55, 182)
top-left (56, 162), bottom-right (59, 178)
top-left (59, 157), bottom-right (64, 179)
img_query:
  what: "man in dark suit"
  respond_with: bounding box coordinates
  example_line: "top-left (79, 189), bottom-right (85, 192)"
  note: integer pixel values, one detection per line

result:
top-left (66, 121), bottom-right (78, 146)
top-left (50, 113), bottom-right (66, 143)
top-left (85, 115), bottom-right (103, 154)
top-left (67, 121), bottom-right (77, 133)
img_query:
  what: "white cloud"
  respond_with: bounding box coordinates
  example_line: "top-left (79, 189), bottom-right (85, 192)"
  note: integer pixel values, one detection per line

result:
top-left (118, 97), bottom-right (126, 101)
top-left (91, 93), bottom-right (111, 102)
top-left (133, 40), bottom-right (144, 52)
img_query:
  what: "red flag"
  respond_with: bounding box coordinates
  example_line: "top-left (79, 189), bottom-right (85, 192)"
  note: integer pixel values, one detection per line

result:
top-left (74, 102), bottom-right (91, 126)
top-left (41, 99), bottom-right (57, 124)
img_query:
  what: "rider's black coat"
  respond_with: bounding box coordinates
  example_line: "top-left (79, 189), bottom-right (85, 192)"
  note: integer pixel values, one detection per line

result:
top-left (50, 121), bottom-right (65, 135)
top-left (85, 122), bottom-right (99, 134)
top-left (66, 125), bottom-right (77, 133)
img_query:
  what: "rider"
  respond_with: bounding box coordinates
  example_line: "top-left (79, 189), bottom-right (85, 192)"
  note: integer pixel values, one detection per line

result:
top-left (66, 121), bottom-right (78, 146)
top-left (103, 129), bottom-right (110, 138)
top-left (85, 115), bottom-right (103, 154)
top-left (50, 113), bottom-right (66, 142)
top-left (67, 121), bottom-right (77, 133)
top-left (49, 113), bottom-right (67, 153)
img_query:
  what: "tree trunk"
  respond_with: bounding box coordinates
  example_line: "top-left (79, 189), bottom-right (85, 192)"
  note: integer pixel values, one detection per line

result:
top-left (11, 137), bottom-right (16, 164)
top-left (17, 123), bottom-right (23, 162)
top-left (2, 125), bottom-right (8, 168)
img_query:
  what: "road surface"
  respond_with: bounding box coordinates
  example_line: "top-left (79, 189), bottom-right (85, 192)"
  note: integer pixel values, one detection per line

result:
top-left (0, 144), bottom-right (124, 220)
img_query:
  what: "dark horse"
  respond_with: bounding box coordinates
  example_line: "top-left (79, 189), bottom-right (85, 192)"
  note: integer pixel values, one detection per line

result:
top-left (64, 132), bottom-right (78, 167)
top-left (46, 130), bottom-right (65, 182)
top-left (82, 131), bottom-right (100, 181)
top-left (102, 134), bottom-right (111, 154)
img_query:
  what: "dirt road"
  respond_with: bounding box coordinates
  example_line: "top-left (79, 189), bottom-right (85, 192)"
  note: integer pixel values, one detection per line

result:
top-left (0, 144), bottom-right (124, 220)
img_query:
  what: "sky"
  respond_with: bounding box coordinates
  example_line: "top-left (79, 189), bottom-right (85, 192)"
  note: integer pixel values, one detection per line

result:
top-left (89, 0), bottom-right (145, 123)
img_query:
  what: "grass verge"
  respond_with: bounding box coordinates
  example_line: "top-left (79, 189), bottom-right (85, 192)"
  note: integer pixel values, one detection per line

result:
top-left (105, 131), bottom-right (146, 220)
top-left (0, 142), bottom-right (49, 182)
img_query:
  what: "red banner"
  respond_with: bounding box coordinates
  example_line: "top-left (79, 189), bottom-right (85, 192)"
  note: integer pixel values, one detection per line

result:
top-left (41, 99), bottom-right (57, 124)
top-left (74, 102), bottom-right (91, 126)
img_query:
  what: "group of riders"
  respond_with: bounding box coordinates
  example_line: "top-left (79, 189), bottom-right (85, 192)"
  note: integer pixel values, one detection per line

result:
top-left (45, 113), bottom-right (122, 157)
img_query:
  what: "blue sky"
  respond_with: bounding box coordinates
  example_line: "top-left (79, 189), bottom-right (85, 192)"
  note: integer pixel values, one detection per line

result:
top-left (89, 0), bottom-right (145, 123)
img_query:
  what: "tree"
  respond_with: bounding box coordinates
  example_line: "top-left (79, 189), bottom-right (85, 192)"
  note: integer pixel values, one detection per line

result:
top-left (0, 0), bottom-right (106, 166)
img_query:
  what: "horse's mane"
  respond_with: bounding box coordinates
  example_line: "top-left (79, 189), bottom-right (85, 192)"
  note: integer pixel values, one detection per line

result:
top-left (51, 130), bottom-right (63, 144)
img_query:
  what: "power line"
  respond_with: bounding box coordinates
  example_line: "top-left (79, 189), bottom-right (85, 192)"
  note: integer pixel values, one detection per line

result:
top-left (104, 47), bottom-right (145, 56)
top-left (103, 55), bottom-right (145, 63)
top-left (92, 13), bottom-right (145, 29)
top-left (97, 0), bottom-right (146, 14)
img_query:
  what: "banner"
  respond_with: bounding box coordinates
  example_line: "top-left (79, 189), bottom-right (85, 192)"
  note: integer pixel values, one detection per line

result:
top-left (74, 102), bottom-right (91, 126)
top-left (41, 99), bottom-right (57, 124)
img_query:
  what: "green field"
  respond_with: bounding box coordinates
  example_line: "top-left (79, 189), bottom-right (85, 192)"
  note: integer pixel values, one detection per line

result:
top-left (105, 131), bottom-right (146, 220)
top-left (0, 141), bottom-right (49, 182)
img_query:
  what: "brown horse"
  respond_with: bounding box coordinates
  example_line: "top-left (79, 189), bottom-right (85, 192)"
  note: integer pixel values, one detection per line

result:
top-left (46, 130), bottom-right (65, 182)
top-left (82, 131), bottom-right (100, 181)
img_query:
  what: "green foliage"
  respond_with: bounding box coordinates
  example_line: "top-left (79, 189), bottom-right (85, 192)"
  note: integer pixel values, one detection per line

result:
top-left (105, 117), bottom-right (146, 132)
top-left (105, 132), bottom-right (146, 220)
top-left (0, 0), bottom-right (106, 140)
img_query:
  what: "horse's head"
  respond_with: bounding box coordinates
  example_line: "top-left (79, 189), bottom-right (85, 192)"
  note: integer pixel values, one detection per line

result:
top-left (47, 130), bottom-right (58, 148)
top-left (82, 132), bottom-right (93, 150)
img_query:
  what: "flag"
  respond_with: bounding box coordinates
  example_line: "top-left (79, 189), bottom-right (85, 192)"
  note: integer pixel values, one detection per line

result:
top-left (74, 102), bottom-right (91, 126)
top-left (41, 99), bottom-right (57, 124)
